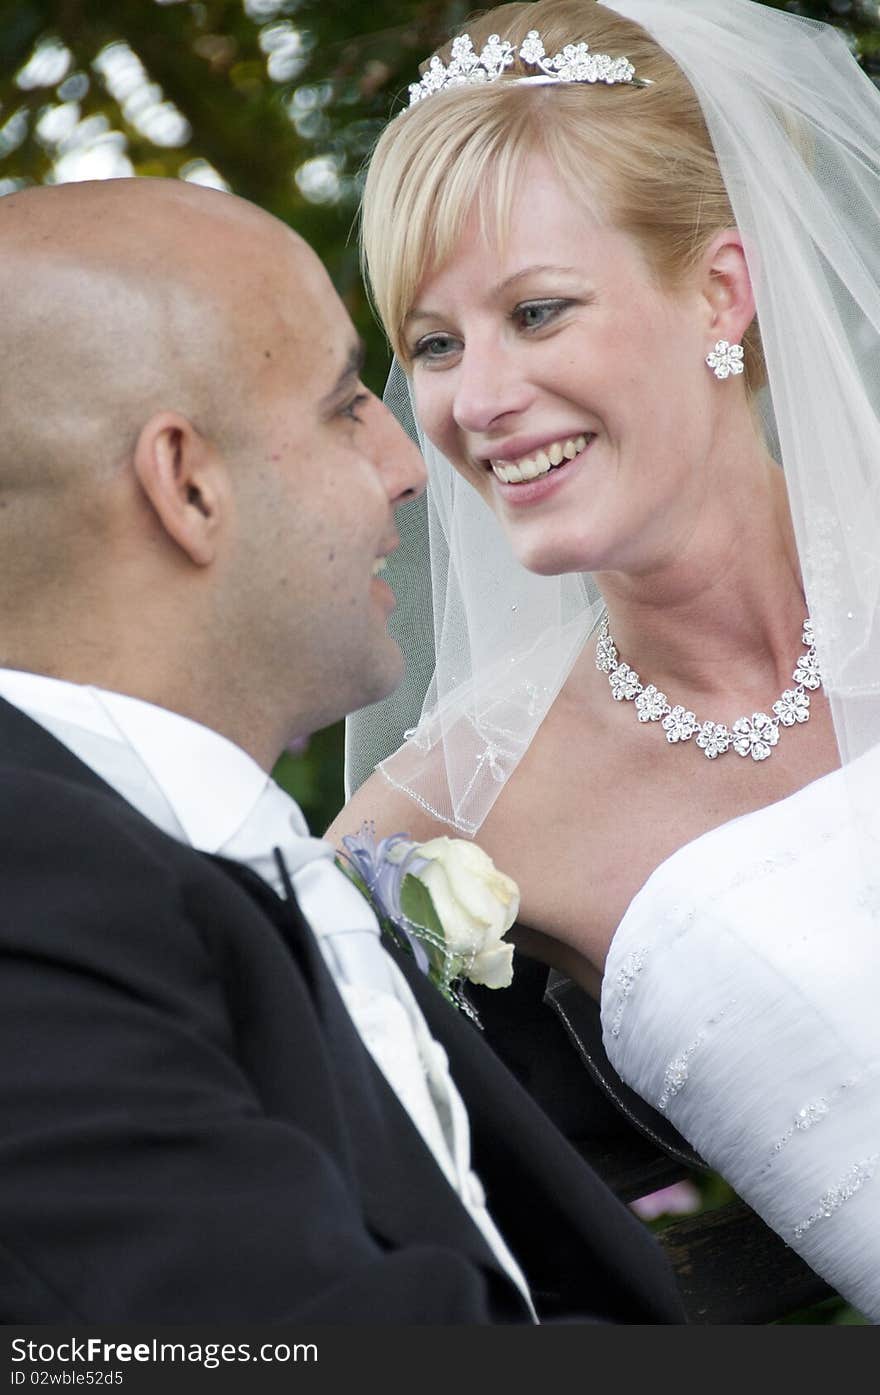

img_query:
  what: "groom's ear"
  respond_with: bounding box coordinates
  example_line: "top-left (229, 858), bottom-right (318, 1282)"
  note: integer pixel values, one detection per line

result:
top-left (132, 411), bottom-right (227, 567)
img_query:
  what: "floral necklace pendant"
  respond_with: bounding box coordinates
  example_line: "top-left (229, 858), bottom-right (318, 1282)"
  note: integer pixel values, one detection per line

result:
top-left (595, 615), bottom-right (821, 762)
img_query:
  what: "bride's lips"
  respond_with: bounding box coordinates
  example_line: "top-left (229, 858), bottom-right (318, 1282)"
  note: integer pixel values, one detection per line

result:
top-left (483, 433), bottom-right (595, 507)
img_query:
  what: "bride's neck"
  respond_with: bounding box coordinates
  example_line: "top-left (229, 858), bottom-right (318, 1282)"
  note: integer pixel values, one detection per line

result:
top-left (594, 458), bottom-right (805, 700)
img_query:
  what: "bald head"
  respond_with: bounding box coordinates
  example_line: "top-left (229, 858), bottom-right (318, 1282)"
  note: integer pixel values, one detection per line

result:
top-left (0, 180), bottom-right (327, 525)
top-left (0, 179), bottom-right (313, 491)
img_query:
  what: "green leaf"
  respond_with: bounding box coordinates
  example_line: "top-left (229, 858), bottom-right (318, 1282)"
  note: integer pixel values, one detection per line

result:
top-left (399, 873), bottom-right (445, 943)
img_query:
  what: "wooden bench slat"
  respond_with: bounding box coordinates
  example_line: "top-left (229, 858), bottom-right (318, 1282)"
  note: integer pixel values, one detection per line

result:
top-left (572, 1135), bottom-right (836, 1323)
top-left (657, 1199), bottom-right (833, 1324)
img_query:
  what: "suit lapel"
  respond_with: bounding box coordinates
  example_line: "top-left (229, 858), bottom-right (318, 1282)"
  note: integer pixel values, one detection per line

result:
top-left (386, 934), bottom-right (692, 1322)
top-left (214, 855), bottom-right (529, 1312)
top-left (208, 854), bottom-right (331, 1001)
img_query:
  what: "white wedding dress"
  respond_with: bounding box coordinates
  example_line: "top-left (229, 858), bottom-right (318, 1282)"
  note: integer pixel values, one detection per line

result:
top-left (601, 748), bottom-right (880, 1323)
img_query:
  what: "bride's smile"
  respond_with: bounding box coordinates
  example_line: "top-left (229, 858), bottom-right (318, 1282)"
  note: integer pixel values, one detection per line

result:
top-left (487, 431), bottom-right (591, 482)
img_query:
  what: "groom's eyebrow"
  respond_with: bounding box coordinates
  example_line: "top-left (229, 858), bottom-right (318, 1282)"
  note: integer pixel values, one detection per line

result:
top-left (319, 337), bottom-right (366, 413)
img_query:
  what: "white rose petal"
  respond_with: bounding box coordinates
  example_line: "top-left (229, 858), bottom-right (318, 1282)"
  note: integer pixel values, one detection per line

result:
top-left (469, 942), bottom-right (515, 989)
top-left (413, 837), bottom-right (519, 974)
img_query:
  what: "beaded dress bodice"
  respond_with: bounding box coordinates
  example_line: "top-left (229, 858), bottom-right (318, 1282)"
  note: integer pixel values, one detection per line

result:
top-left (601, 746), bottom-right (880, 1322)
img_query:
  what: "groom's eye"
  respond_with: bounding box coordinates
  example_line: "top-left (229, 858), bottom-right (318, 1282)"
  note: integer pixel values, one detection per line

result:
top-left (340, 391), bottom-right (369, 422)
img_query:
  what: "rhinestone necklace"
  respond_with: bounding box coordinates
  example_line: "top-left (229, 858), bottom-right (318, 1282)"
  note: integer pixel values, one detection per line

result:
top-left (595, 613), bottom-right (821, 761)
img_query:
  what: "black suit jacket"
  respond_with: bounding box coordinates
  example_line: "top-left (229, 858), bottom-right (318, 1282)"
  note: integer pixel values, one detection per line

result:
top-left (0, 697), bottom-right (684, 1324)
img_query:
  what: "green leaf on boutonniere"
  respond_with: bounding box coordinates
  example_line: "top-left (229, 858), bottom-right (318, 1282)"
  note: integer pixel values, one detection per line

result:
top-left (400, 871), bottom-right (471, 1013)
top-left (399, 873), bottom-right (445, 942)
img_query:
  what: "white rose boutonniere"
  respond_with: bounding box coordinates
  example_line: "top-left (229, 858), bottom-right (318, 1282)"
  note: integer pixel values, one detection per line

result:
top-left (338, 823), bottom-right (519, 1024)
top-left (411, 838), bottom-right (518, 990)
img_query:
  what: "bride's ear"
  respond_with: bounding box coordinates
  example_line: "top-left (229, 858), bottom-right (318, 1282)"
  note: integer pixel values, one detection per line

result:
top-left (699, 229), bottom-right (756, 347)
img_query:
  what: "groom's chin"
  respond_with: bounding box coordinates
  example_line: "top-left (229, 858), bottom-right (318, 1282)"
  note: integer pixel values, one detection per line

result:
top-left (334, 641), bottom-right (407, 726)
top-left (365, 641), bottom-right (407, 709)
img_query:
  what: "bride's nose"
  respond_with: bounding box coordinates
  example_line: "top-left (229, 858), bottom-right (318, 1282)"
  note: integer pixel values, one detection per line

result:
top-left (451, 341), bottom-right (532, 434)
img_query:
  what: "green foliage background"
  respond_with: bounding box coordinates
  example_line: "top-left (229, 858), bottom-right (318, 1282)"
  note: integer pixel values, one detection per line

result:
top-left (2, 0), bottom-right (878, 830)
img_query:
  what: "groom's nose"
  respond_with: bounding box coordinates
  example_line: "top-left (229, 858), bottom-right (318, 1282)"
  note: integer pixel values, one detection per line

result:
top-left (365, 392), bottom-right (427, 507)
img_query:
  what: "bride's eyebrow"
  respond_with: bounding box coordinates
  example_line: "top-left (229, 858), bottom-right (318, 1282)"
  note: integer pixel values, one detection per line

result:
top-left (405, 265), bottom-right (581, 328)
top-left (494, 264), bottom-right (579, 293)
top-left (404, 307), bottom-right (444, 327)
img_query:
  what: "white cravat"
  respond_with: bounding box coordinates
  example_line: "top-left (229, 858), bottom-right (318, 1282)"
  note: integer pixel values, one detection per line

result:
top-left (0, 670), bottom-right (534, 1316)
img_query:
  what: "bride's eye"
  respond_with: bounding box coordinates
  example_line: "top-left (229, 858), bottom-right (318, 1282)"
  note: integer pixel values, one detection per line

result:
top-left (411, 332), bottom-right (461, 363)
top-left (514, 299), bottom-right (570, 331)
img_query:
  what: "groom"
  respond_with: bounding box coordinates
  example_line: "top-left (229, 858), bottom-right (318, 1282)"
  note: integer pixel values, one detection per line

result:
top-left (0, 177), bottom-right (683, 1325)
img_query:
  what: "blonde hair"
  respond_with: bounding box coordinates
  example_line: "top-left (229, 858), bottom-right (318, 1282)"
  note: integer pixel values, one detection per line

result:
top-left (361, 0), bottom-right (764, 389)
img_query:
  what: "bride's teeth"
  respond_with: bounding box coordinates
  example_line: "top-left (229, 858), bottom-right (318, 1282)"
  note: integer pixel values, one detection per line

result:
top-left (520, 456), bottom-right (539, 480)
top-left (372, 557), bottom-right (387, 576)
top-left (491, 433), bottom-right (591, 484)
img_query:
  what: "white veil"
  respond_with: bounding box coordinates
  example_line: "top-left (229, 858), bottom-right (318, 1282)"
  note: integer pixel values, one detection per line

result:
top-left (345, 0), bottom-right (880, 840)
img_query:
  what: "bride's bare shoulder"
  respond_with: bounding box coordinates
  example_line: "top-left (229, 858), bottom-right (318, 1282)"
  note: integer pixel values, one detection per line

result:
top-left (324, 768), bottom-right (451, 849)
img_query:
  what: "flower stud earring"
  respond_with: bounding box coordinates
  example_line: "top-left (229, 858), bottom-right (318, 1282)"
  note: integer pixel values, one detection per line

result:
top-left (706, 340), bottom-right (745, 379)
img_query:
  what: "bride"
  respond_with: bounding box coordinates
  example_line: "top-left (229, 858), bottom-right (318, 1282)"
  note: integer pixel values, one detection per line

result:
top-left (330, 0), bottom-right (880, 1320)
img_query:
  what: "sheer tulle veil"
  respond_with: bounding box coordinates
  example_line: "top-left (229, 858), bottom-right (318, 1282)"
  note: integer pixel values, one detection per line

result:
top-left (345, 0), bottom-right (880, 858)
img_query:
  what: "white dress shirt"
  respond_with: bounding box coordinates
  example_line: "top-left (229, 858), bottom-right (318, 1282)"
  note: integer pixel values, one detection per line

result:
top-left (0, 669), bottom-right (534, 1315)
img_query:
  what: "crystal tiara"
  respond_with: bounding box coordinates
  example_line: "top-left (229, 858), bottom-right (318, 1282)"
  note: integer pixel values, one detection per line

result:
top-left (407, 30), bottom-right (650, 107)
